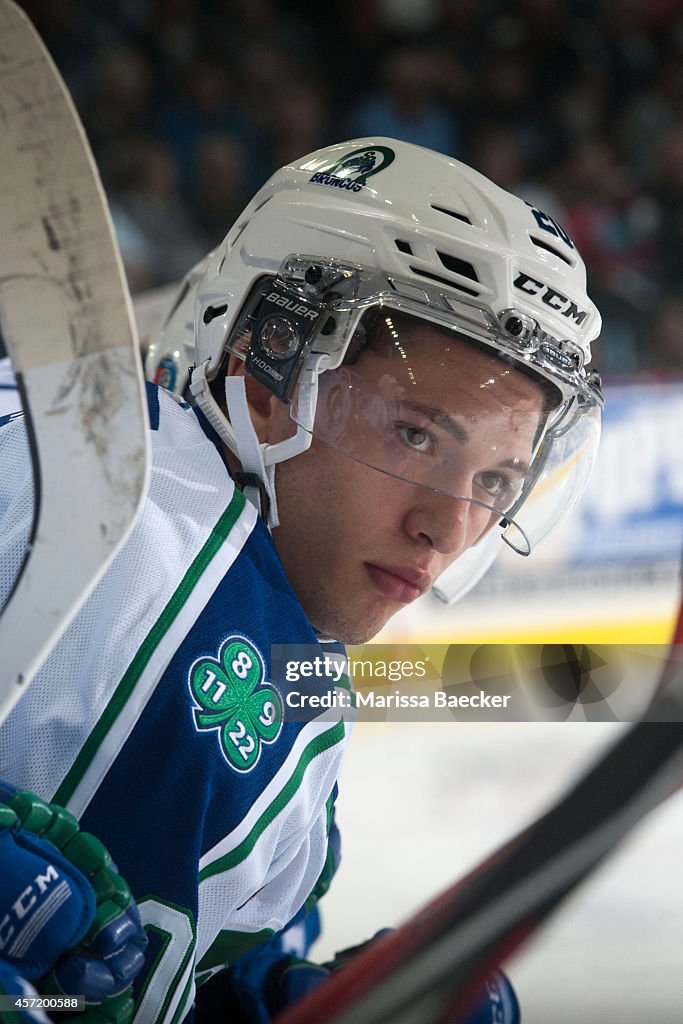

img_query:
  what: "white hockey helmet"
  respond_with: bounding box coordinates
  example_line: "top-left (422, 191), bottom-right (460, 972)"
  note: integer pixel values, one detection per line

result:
top-left (167, 138), bottom-right (604, 602)
top-left (145, 259), bottom-right (208, 396)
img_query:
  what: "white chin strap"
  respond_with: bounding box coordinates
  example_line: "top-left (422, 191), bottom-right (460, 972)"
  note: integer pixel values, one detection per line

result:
top-left (224, 375), bottom-right (280, 529)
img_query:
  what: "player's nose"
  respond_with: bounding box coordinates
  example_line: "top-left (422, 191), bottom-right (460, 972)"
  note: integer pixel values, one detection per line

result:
top-left (403, 486), bottom-right (485, 558)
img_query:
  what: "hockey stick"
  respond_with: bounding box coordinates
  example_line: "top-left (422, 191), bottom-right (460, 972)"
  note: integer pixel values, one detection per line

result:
top-left (0, 1), bottom-right (149, 721)
top-left (275, 628), bottom-right (683, 1023)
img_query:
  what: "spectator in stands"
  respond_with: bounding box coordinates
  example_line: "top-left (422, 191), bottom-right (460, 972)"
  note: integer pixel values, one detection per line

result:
top-left (649, 120), bottom-right (683, 295)
top-left (154, 55), bottom-right (266, 198)
top-left (85, 44), bottom-right (157, 169)
top-left (108, 135), bottom-right (205, 290)
top-left (345, 46), bottom-right (462, 156)
top-left (191, 133), bottom-right (251, 250)
top-left (644, 297), bottom-right (683, 377)
top-left (559, 138), bottom-right (659, 374)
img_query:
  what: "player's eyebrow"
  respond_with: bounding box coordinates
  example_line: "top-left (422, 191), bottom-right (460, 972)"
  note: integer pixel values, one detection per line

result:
top-left (403, 402), bottom-right (470, 444)
top-left (402, 402), bottom-right (531, 475)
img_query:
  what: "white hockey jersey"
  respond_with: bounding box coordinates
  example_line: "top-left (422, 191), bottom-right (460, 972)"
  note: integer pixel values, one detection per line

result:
top-left (0, 383), bottom-right (352, 1023)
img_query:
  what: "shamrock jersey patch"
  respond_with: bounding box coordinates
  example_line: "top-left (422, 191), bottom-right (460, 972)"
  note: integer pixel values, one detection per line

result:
top-left (188, 636), bottom-right (283, 772)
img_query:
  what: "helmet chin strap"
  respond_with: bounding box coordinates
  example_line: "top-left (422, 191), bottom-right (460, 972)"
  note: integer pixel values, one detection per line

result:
top-left (191, 358), bottom-right (321, 530)
top-left (224, 375), bottom-right (280, 529)
top-left (190, 361), bottom-right (280, 529)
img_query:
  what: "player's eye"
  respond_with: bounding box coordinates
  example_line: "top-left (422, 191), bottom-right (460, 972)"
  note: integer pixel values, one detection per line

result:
top-left (396, 423), bottom-right (434, 453)
top-left (474, 470), bottom-right (521, 505)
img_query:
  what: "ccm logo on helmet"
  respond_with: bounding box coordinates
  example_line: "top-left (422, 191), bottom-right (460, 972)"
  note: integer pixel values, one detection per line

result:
top-left (266, 292), bottom-right (318, 320)
top-left (513, 272), bottom-right (588, 326)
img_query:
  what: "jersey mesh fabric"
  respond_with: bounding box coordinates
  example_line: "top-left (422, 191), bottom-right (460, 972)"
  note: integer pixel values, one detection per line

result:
top-left (195, 721), bottom-right (348, 955)
top-left (0, 388), bottom-right (248, 801)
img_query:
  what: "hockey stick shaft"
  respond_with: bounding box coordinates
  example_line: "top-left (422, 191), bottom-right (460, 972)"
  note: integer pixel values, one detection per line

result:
top-left (274, 641), bottom-right (683, 1024)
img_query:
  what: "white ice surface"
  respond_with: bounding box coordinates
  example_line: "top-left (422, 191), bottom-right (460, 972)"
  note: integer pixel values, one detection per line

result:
top-left (314, 721), bottom-right (683, 1023)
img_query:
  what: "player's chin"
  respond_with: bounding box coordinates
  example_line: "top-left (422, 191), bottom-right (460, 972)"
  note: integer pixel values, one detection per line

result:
top-left (317, 602), bottom-right (396, 645)
top-left (338, 621), bottom-right (385, 645)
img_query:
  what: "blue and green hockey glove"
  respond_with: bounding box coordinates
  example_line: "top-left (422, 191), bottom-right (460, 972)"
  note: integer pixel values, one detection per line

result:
top-left (0, 785), bottom-right (146, 1023)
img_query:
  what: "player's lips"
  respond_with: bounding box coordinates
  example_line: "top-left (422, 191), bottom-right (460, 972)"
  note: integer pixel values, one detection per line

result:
top-left (364, 563), bottom-right (432, 603)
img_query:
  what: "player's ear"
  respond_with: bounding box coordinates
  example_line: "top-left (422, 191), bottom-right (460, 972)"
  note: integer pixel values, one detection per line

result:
top-left (225, 354), bottom-right (285, 443)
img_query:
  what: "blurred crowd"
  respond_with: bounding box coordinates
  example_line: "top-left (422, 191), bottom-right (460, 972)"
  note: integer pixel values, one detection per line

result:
top-left (22, 0), bottom-right (683, 378)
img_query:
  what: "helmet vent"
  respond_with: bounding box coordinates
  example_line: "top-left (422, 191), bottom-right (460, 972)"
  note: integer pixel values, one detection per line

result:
top-left (409, 265), bottom-right (480, 298)
top-left (395, 239), bottom-right (413, 255)
top-left (529, 234), bottom-right (575, 267)
top-left (431, 204), bottom-right (472, 225)
top-left (437, 251), bottom-right (479, 282)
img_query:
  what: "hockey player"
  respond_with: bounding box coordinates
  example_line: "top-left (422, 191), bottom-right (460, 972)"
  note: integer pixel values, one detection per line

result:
top-left (0, 138), bottom-right (603, 1023)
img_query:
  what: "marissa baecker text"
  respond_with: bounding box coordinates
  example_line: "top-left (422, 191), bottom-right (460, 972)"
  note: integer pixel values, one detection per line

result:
top-left (285, 689), bottom-right (513, 710)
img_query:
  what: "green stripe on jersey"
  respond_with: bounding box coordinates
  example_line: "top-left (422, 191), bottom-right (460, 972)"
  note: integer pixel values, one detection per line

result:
top-left (198, 721), bottom-right (346, 882)
top-left (303, 791), bottom-right (338, 915)
top-left (196, 927), bottom-right (275, 975)
top-left (54, 488), bottom-right (247, 807)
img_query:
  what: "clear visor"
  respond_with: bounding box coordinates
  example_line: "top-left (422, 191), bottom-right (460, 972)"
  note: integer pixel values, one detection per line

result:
top-left (290, 306), bottom-right (601, 558)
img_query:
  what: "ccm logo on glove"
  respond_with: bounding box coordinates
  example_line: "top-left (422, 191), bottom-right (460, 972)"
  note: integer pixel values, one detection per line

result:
top-left (0, 863), bottom-right (66, 956)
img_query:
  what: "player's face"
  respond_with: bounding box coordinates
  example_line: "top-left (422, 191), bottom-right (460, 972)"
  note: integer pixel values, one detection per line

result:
top-left (266, 324), bottom-right (546, 643)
